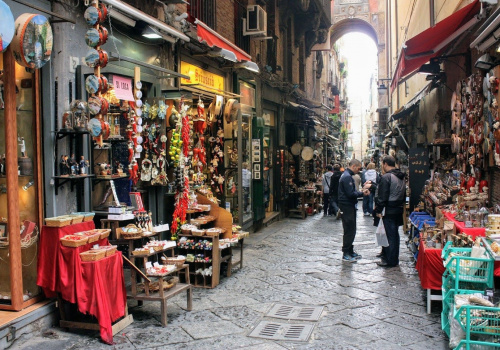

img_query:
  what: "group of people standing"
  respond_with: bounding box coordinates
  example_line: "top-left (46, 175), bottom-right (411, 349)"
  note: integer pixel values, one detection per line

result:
top-left (321, 156), bottom-right (406, 267)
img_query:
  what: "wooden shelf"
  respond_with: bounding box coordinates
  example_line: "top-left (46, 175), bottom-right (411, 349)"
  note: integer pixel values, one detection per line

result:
top-left (127, 283), bottom-right (191, 301)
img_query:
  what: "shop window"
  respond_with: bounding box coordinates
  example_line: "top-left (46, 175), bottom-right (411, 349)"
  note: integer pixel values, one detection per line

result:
top-left (0, 54), bottom-right (42, 309)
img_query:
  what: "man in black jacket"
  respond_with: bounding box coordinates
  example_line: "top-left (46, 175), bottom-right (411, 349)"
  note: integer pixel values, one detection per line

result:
top-left (338, 159), bottom-right (367, 262)
top-left (371, 155), bottom-right (406, 267)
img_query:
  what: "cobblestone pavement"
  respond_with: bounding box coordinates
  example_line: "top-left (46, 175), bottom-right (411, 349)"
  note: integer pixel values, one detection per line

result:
top-left (13, 209), bottom-right (448, 350)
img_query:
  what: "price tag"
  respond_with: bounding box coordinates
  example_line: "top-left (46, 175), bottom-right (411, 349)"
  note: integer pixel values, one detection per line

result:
top-left (113, 75), bottom-right (134, 101)
top-left (145, 261), bottom-right (152, 269)
top-left (149, 248), bottom-right (154, 254)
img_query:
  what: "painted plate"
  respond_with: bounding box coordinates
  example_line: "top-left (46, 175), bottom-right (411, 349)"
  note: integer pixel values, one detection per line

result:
top-left (88, 96), bottom-right (102, 115)
top-left (88, 118), bottom-right (102, 137)
top-left (11, 13), bottom-right (53, 69)
top-left (85, 28), bottom-right (100, 47)
top-left (85, 74), bottom-right (100, 94)
top-left (301, 146), bottom-right (314, 161)
top-left (85, 48), bottom-right (100, 68)
top-left (0, 1), bottom-right (15, 53)
top-left (84, 6), bottom-right (99, 26)
top-left (135, 99), bottom-right (143, 108)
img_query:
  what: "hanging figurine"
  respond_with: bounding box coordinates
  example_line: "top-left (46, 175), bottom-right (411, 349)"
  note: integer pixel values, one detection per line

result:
top-left (128, 141), bottom-right (134, 163)
top-left (129, 159), bottom-right (139, 185)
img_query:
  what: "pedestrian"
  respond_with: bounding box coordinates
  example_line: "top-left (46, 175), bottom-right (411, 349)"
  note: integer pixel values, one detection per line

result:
top-left (321, 165), bottom-right (334, 216)
top-left (338, 159), bottom-right (369, 262)
top-left (330, 164), bottom-right (342, 218)
top-left (352, 171), bottom-right (361, 211)
top-left (362, 162), bottom-right (378, 216)
top-left (370, 155), bottom-right (406, 267)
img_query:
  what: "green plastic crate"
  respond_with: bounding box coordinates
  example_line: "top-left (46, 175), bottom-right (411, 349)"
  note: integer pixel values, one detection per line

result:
top-left (442, 272), bottom-right (490, 296)
top-left (454, 304), bottom-right (500, 349)
top-left (443, 246), bottom-right (494, 289)
top-left (441, 289), bottom-right (481, 337)
top-left (454, 339), bottom-right (500, 350)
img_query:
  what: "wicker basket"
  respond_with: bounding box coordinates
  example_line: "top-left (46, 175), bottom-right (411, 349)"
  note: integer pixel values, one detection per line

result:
top-left (87, 233), bottom-right (101, 243)
top-left (60, 235), bottom-right (89, 247)
top-left (163, 257), bottom-right (186, 268)
top-left (192, 229), bottom-right (205, 237)
top-left (46, 216), bottom-right (73, 227)
top-left (119, 224), bottom-right (142, 239)
top-left (205, 228), bottom-right (222, 237)
top-left (131, 248), bottom-right (150, 256)
top-left (97, 229), bottom-right (111, 240)
top-left (80, 249), bottom-right (106, 262)
top-left (72, 212), bottom-right (95, 222)
top-left (103, 245), bottom-right (117, 257)
top-left (67, 214), bottom-right (84, 224)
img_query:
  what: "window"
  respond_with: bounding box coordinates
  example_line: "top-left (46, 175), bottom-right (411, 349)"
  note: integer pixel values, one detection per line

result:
top-left (188, 0), bottom-right (216, 29)
top-left (234, 0), bottom-right (250, 54)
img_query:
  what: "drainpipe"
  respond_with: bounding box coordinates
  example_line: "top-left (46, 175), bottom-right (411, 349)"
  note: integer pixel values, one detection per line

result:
top-left (312, 53), bottom-right (317, 100)
top-left (430, 0), bottom-right (435, 27)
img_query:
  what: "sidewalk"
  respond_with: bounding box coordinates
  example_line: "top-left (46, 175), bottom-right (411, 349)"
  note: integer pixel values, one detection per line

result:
top-left (12, 210), bottom-right (447, 349)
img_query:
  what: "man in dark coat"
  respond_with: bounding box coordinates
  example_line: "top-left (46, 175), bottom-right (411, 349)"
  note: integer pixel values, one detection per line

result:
top-left (338, 159), bottom-right (367, 262)
top-left (371, 155), bottom-right (406, 267)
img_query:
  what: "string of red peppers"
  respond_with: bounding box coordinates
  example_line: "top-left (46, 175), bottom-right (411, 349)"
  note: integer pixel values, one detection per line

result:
top-left (171, 102), bottom-right (192, 237)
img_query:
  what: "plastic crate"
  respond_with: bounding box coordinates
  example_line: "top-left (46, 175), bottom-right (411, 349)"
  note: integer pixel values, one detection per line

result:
top-left (455, 339), bottom-right (500, 350)
top-left (454, 304), bottom-right (500, 349)
top-left (441, 289), bottom-right (481, 337)
top-left (443, 246), bottom-right (494, 289)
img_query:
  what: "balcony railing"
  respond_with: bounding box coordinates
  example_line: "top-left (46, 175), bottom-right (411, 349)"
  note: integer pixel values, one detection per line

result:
top-left (188, 0), bottom-right (216, 29)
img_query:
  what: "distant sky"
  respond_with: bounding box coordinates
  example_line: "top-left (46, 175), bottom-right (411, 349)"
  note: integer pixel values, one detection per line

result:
top-left (338, 32), bottom-right (378, 158)
top-left (338, 32), bottom-right (378, 112)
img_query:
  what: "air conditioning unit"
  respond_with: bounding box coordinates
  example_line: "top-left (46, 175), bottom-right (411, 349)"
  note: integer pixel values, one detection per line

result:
top-left (243, 5), bottom-right (267, 36)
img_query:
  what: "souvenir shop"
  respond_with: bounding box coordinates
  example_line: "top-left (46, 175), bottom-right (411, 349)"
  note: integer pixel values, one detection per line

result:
top-left (0, 0), bottom-right (250, 346)
top-left (404, 45), bottom-right (500, 350)
top-left (282, 104), bottom-right (325, 219)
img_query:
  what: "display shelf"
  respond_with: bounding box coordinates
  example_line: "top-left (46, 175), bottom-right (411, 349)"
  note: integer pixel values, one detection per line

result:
top-left (52, 174), bottom-right (95, 195)
top-left (93, 174), bottom-right (128, 185)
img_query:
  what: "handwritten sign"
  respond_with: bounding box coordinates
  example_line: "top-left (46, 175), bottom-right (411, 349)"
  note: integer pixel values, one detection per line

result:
top-left (112, 75), bottom-right (134, 101)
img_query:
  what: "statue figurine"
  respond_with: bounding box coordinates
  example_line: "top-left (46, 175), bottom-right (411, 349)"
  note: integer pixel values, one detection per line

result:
top-left (60, 155), bottom-right (70, 176)
top-left (79, 156), bottom-right (87, 175)
top-left (18, 137), bottom-right (26, 158)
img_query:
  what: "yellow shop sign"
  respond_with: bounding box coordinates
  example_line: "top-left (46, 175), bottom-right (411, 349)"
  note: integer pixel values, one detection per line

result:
top-left (180, 61), bottom-right (224, 90)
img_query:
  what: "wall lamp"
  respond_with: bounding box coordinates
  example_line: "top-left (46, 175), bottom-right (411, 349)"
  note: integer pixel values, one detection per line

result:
top-left (22, 179), bottom-right (34, 191)
top-left (418, 59), bottom-right (441, 75)
top-left (142, 25), bottom-right (176, 43)
top-left (234, 60), bottom-right (260, 73)
top-left (475, 54), bottom-right (499, 70)
top-left (377, 78), bottom-right (391, 93)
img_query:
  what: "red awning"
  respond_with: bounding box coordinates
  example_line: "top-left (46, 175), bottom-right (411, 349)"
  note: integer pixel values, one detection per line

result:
top-left (196, 20), bottom-right (252, 62)
top-left (391, 0), bottom-right (480, 92)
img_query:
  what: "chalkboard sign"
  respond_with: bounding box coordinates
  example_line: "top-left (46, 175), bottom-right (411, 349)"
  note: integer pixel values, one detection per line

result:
top-left (409, 148), bottom-right (429, 211)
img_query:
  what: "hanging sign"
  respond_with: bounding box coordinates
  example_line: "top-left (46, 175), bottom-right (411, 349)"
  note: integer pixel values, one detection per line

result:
top-left (112, 75), bottom-right (134, 101)
top-left (12, 13), bottom-right (53, 69)
top-left (180, 61), bottom-right (224, 91)
top-left (0, 1), bottom-right (15, 53)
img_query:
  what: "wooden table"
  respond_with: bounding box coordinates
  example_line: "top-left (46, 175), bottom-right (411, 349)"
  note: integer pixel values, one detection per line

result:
top-left (126, 262), bottom-right (192, 326)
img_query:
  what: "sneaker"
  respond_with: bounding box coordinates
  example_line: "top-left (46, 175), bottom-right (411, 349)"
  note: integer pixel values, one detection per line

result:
top-left (336, 211), bottom-right (342, 220)
top-left (376, 251), bottom-right (384, 258)
top-left (363, 212), bottom-right (369, 216)
top-left (342, 254), bottom-right (357, 262)
top-left (351, 252), bottom-right (362, 259)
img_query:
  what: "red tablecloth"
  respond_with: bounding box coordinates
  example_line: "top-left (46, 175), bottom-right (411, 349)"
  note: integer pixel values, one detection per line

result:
top-left (416, 239), bottom-right (446, 290)
top-left (37, 222), bottom-right (127, 344)
top-left (443, 211), bottom-right (486, 238)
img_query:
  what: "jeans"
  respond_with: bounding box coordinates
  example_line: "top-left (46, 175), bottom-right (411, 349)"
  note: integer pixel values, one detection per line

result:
top-left (381, 217), bottom-right (400, 266)
top-left (330, 195), bottom-right (339, 215)
top-left (339, 203), bottom-right (357, 254)
top-left (363, 193), bottom-right (374, 214)
top-left (323, 193), bottom-right (330, 215)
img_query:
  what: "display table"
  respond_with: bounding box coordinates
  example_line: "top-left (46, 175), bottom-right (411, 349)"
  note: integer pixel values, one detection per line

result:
top-left (416, 238), bottom-right (445, 313)
top-left (443, 211), bottom-right (486, 238)
top-left (37, 221), bottom-right (132, 344)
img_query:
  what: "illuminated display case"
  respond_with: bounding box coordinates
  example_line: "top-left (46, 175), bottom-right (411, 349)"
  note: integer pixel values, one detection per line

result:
top-left (0, 51), bottom-right (43, 310)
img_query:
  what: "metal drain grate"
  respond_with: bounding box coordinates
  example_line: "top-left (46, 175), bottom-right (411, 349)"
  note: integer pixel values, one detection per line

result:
top-left (248, 321), bottom-right (314, 342)
top-left (266, 304), bottom-right (324, 321)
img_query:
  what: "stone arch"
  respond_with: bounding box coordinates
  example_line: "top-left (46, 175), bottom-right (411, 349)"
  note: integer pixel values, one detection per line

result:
top-left (330, 18), bottom-right (380, 48)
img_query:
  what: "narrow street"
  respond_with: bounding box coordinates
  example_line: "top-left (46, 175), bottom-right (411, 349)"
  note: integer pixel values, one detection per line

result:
top-left (14, 210), bottom-right (447, 350)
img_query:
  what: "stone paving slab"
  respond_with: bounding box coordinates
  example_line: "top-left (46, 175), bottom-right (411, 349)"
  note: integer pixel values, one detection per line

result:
top-left (11, 210), bottom-right (448, 349)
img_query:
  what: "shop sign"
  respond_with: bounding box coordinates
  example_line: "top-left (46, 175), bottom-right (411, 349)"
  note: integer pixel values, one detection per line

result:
top-left (113, 75), bottom-right (134, 101)
top-left (240, 82), bottom-right (255, 108)
top-left (180, 61), bottom-right (224, 91)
